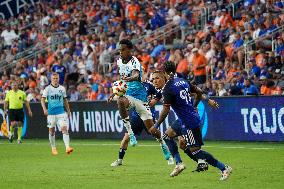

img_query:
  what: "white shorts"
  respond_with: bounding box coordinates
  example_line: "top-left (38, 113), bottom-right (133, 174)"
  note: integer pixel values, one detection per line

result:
top-left (125, 95), bottom-right (152, 121)
top-left (47, 113), bottom-right (69, 128)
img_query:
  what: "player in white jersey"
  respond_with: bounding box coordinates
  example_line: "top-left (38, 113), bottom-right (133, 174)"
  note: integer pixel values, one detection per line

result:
top-left (41, 72), bottom-right (73, 155)
top-left (108, 39), bottom-right (171, 161)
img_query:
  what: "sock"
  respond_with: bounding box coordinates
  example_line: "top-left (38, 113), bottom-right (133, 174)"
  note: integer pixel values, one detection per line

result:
top-left (17, 127), bottom-right (22, 140)
top-left (162, 134), bottom-right (182, 164)
top-left (118, 148), bottom-right (126, 160)
top-left (122, 117), bottom-right (134, 135)
top-left (49, 133), bottom-right (56, 148)
top-left (63, 133), bottom-right (70, 149)
top-left (10, 126), bottom-right (15, 136)
top-left (184, 148), bottom-right (197, 162)
top-left (193, 149), bottom-right (226, 171)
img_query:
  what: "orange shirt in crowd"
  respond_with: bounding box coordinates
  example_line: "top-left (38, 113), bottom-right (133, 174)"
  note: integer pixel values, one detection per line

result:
top-left (226, 68), bottom-right (240, 80)
top-left (271, 87), bottom-right (282, 95)
top-left (176, 58), bottom-right (189, 75)
top-left (46, 53), bottom-right (55, 66)
top-left (128, 4), bottom-right (140, 20)
top-left (260, 85), bottom-right (271, 95)
top-left (138, 54), bottom-right (151, 71)
top-left (192, 53), bottom-right (207, 76)
top-left (87, 92), bottom-right (97, 100)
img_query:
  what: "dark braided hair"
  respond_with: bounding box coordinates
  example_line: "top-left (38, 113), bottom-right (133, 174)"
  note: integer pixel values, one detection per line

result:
top-left (164, 61), bottom-right (176, 78)
top-left (119, 39), bottom-right (133, 49)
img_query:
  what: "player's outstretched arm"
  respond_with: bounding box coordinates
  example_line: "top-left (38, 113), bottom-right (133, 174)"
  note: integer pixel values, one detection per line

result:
top-left (190, 85), bottom-right (203, 107)
top-left (41, 97), bottom-right (48, 116)
top-left (107, 94), bottom-right (115, 103)
top-left (63, 98), bottom-right (71, 117)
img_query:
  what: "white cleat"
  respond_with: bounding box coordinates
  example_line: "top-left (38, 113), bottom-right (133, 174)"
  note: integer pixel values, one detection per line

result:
top-left (220, 165), bottom-right (233, 181)
top-left (111, 159), bottom-right (123, 167)
top-left (170, 163), bottom-right (186, 177)
top-left (168, 156), bottom-right (174, 165)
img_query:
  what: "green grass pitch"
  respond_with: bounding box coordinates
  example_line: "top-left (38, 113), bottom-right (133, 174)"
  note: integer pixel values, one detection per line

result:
top-left (0, 139), bottom-right (283, 189)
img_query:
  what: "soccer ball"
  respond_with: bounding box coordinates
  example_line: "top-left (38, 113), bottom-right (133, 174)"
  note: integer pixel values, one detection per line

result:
top-left (112, 80), bottom-right (128, 97)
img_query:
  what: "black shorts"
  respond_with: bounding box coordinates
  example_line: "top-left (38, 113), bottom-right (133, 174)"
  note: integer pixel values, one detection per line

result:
top-left (9, 109), bottom-right (24, 122)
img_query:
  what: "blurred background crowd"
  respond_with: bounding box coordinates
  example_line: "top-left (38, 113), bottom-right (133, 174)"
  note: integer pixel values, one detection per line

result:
top-left (0, 0), bottom-right (283, 102)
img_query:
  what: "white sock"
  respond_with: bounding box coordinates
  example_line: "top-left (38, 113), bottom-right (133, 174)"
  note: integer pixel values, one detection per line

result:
top-left (63, 133), bottom-right (70, 149)
top-left (122, 117), bottom-right (134, 135)
top-left (49, 134), bottom-right (56, 148)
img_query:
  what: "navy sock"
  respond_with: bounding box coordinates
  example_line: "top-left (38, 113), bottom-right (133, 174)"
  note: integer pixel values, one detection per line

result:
top-left (193, 149), bottom-right (226, 171)
top-left (184, 148), bottom-right (197, 162)
top-left (163, 134), bottom-right (182, 164)
top-left (119, 148), bottom-right (126, 159)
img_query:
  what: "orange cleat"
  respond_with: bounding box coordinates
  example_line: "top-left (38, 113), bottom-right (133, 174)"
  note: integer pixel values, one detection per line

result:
top-left (66, 147), bottom-right (74, 155)
top-left (52, 148), bottom-right (58, 155)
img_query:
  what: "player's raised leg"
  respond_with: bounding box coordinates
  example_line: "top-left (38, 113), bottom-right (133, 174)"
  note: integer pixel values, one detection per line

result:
top-left (111, 133), bottom-right (129, 167)
top-left (117, 96), bottom-right (137, 146)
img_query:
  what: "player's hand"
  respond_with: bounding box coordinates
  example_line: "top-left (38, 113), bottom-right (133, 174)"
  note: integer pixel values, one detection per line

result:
top-left (28, 110), bottom-right (33, 117)
top-left (43, 109), bottom-right (48, 116)
top-left (208, 99), bottom-right (219, 109)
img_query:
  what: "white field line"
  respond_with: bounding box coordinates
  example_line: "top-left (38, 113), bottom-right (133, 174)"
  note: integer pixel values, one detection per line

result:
top-left (0, 142), bottom-right (278, 150)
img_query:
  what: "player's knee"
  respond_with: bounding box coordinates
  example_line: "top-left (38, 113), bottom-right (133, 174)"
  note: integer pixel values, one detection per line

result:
top-left (61, 126), bottom-right (68, 134)
top-left (49, 128), bottom-right (55, 136)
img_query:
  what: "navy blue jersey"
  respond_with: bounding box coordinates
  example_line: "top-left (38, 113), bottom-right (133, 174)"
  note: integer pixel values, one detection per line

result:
top-left (162, 77), bottom-right (200, 129)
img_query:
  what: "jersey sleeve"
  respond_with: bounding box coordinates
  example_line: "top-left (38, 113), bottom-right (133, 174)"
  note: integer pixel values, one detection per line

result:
top-left (131, 56), bottom-right (141, 71)
top-left (162, 85), bottom-right (174, 106)
top-left (42, 86), bottom-right (48, 98)
top-left (22, 91), bottom-right (27, 101)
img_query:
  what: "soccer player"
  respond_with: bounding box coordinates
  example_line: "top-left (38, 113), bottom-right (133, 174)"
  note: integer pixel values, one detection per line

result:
top-left (4, 81), bottom-right (33, 143)
top-left (154, 61), bottom-right (232, 180)
top-left (41, 72), bottom-right (73, 155)
top-left (111, 81), bottom-right (165, 166)
top-left (108, 39), bottom-right (170, 160)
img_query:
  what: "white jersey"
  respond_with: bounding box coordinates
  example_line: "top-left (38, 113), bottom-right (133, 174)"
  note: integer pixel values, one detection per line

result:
top-left (42, 84), bottom-right (67, 115)
top-left (117, 56), bottom-right (147, 102)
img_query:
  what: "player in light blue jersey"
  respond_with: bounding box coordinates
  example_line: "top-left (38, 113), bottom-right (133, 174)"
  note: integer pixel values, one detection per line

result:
top-left (108, 39), bottom-right (170, 160)
top-left (41, 72), bottom-right (73, 155)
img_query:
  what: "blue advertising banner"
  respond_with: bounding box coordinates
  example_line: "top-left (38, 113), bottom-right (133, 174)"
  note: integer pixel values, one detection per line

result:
top-left (0, 96), bottom-right (283, 141)
top-left (203, 96), bottom-right (284, 141)
top-left (0, 0), bottom-right (39, 19)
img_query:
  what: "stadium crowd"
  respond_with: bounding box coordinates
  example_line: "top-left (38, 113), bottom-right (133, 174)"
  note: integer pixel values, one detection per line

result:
top-left (0, 0), bottom-right (284, 102)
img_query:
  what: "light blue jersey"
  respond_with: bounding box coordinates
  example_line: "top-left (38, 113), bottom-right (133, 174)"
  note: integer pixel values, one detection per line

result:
top-left (42, 84), bottom-right (67, 115)
top-left (117, 56), bottom-right (147, 102)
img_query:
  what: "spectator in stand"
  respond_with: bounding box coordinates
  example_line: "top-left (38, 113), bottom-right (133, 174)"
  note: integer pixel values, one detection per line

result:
top-left (192, 47), bottom-right (207, 85)
top-left (243, 77), bottom-right (259, 95)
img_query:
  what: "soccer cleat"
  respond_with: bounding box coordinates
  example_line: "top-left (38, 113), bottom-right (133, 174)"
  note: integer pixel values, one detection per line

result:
top-left (129, 133), bottom-right (137, 146)
top-left (8, 134), bottom-right (14, 143)
top-left (51, 148), bottom-right (58, 155)
top-left (170, 163), bottom-right (186, 177)
top-left (220, 165), bottom-right (233, 181)
top-left (168, 156), bottom-right (174, 165)
top-left (161, 143), bottom-right (171, 160)
top-left (193, 160), bottom-right (209, 172)
top-left (66, 147), bottom-right (74, 155)
top-left (110, 159), bottom-right (123, 167)
top-left (17, 140), bottom-right (22, 144)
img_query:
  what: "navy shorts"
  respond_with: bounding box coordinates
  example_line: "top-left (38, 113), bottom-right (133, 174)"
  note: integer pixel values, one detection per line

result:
top-left (129, 108), bottom-right (149, 136)
top-left (171, 119), bottom-right (204, 147)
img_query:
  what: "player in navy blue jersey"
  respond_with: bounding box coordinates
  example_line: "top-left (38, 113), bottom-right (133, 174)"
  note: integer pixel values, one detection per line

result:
top-left (110, 81), bottom-right (164, 167)
top-left (153, 61), bottom-right (232, 180)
